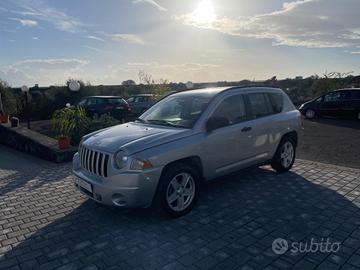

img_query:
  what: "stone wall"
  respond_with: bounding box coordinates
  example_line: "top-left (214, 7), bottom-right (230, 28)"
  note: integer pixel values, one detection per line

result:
top-left (0, 123), bottom-right (76, 163)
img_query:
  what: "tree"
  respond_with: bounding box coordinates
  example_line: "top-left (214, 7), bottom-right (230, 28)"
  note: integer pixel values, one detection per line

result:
top-left (138, 70), bottom-right (170, 100)
top-left (122, 79), bottom-right (136, 86)
top-left (0, 79), bottom-right (18, 115)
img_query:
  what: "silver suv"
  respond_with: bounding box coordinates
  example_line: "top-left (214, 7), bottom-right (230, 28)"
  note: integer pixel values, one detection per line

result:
top-left (73, 86), bottom-right (301, 216)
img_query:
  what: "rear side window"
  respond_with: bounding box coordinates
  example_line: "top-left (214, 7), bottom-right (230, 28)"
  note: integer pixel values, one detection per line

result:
top-left (211, 94), bottom-right (247, 126)
top-left (267, 93), bottom-right (284, 113)
top-left (324, 92), bottom-right (341, 102)
top-left (134, 96), bottom-right (145, 102)
top-left (108, 98), bottom-right (125, 104)
top-left (247, 93), bottom-right (273, 118)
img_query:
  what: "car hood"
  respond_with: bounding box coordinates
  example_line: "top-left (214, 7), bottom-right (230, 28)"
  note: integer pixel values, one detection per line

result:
top-left (299, 99), bottom-right (315, 108)
top-left (82, 122), bottom-right (191, 154)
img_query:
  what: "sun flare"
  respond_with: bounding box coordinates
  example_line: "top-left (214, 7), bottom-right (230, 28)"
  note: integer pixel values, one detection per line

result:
top-left (191, 1), bottom-right (216, 25)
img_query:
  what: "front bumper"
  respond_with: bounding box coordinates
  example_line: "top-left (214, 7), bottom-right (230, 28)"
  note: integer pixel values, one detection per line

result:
top-left (72, 153), bottom-right (163, 208)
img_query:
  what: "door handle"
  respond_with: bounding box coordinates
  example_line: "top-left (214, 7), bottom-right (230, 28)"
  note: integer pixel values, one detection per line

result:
top-left (241, 126), bottom-right (252, 132)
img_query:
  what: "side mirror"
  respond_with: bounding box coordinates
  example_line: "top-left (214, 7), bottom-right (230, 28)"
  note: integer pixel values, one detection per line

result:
top-left (206, 117), bottom-right (229, 132)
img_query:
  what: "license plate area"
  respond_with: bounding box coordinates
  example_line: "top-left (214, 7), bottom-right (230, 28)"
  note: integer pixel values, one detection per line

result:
top-left (75, 178), bottom-right (93, 193)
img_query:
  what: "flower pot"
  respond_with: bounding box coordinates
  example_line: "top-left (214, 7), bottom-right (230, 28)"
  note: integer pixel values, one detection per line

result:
top-left (58, 137), bottom-right (70, 150)
top-left (0, 114), bottom-right (8, 123)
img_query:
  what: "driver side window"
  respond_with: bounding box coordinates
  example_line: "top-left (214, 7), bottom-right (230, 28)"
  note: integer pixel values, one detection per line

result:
top-left (210, 94), bottom-right (247, 128)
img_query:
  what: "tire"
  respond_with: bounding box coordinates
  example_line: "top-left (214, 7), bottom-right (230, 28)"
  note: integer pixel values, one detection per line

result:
top-left (155, 163), bottom-right (200, 217)
top-left (271, 137), bottom-right (296, 173)
top-left (357, 112), bottom-right (360, 120)
top-left (305, 109), bottom-right (316, 119)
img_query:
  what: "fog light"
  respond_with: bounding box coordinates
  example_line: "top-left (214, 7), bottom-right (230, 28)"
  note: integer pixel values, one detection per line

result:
top-left (112, 193), bottom-right (126, 206)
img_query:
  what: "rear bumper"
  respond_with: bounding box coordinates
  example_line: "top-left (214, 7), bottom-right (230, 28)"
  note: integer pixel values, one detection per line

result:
top-left (72, 153), bottom-right (163, 208)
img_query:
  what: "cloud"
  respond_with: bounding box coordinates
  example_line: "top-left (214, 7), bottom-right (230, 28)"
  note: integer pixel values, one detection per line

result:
top-left (82, 46), bottom-right (105, 53)
top-left (176, 0), bottom-right (360, 48)
top-left (10, 0), bottom-right (83, 33)
top-left (16, 58), bottom-right (89, 70)
top-left (131, 0), bottom-right (166, 11)
top-left (110, 34), bottom-right (145, 44)
top-left (86, 35), bottom-right (105, 42)
top-left (0, 58), bottom-right (90, 86)
top-left (127, 62), bottom-right (220, 71)
top-left (11, 18), bottom-right (38, 27)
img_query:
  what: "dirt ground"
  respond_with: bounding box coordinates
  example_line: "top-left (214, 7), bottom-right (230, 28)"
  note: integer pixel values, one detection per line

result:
top-left (29, 117), bottom-right (360, 169)
top-left (298, 118), bottom-right (360, 169)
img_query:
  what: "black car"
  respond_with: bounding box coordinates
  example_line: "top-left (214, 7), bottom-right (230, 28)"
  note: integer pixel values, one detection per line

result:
top-left (299, 89), bottom-right (360, 120)
top-left (78, 96), bottom-right (131, 120)
top-left (126, 94), bottom-right (155, 115)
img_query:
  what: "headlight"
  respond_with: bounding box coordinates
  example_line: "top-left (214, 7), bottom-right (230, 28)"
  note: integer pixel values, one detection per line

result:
top-left (114, 150), bottom-right (128, 169)
top-left (130, 158), bottom-right (152, 171)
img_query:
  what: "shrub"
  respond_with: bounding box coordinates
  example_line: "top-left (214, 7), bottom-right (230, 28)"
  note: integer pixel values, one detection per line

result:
top-left (0, 79), bottom-right (18, 115)
top-left (87, 114), bottom-right (120, 134)
top-left (52, 107), bottom-right (87, 144)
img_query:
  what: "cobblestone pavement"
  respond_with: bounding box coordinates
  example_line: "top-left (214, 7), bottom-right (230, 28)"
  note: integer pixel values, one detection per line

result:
top-left (1, 145), bottom-right (360, 270)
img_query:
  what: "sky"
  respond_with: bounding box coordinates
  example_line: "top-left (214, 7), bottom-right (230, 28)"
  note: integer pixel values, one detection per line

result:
top-left (0, 0), bottom-right (360, 86)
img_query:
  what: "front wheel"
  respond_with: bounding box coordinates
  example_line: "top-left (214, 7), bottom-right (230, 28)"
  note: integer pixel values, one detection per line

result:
top-left (156, 164), bottom-right (200, 217)
top-left (271, 137), bottom-right (296, 173)
top-left (305, 109), bottom-right (316, 119)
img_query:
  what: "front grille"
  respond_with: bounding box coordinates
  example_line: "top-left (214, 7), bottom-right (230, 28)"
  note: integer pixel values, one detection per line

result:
top-left (79, 145), bottom-right (109, 177)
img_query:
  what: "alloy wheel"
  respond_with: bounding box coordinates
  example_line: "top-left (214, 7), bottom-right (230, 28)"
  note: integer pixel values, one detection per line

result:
top-left (166, 172), bottom-right (195, 212)
top-left (280, 141), bottom-right (294, 168)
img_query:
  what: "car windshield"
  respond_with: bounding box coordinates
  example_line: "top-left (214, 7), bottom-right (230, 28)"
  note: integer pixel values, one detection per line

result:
top-left (138, 94), bottom-right (211, 128)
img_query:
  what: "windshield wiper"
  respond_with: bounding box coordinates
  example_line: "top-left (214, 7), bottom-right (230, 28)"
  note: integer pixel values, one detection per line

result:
top-left (135, 118), bottom-right (147, 123)
top-left (147, 119), bottom-right (187, 128)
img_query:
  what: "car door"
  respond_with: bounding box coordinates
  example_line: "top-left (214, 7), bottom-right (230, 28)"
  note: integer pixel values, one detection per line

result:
top-left (244, 92), bottom-right (276, 162)
top-left (320, 92), bottom-right (342, 117)
top-left (132, 96), bottom-right (146, 115)
top-left (342, 90), bottom-right (360, 119)
top-left (202, 93), bottom-right (254, 178)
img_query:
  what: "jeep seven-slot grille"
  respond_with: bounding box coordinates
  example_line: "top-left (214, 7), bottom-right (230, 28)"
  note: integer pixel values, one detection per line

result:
top-left (79, 145), bottom-right (109, 177)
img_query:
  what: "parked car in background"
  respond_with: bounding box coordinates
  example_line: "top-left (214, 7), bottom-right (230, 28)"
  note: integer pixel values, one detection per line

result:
top-left (73, 86), bottom-right (301, 217)
top-left (299, 89), bottom-right (360, 120)
top-left (78, 96), bottom-right (130, 120)
top-left (126, 94), bottom-right (155, 115)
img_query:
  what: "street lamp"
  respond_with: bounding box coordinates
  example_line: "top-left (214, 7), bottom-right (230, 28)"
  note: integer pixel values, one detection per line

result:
top-left (21, 85), bottom-right (30, 129)
top-left (186, 81), bottom-right (194, 89)
top-left (69, 80), bottom-right (81, 92)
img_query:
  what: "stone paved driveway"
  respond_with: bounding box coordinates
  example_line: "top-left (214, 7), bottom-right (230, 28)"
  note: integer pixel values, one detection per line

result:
top-left (1, 145), bottom-right (360, 270)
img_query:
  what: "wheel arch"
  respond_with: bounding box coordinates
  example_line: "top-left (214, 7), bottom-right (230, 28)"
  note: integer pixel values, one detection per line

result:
top-left (161, 156), bottom-right (204, 179)
top-left (282, 130), bottom-right (298, 147)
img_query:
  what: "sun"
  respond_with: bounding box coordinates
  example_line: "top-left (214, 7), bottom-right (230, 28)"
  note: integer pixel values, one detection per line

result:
top-left (191, 1), bottom-right (216, 25)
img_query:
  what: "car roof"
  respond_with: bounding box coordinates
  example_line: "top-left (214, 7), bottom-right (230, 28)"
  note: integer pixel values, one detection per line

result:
top-left (336, 88), bottom-right (360, 91)
top-left (130, 94), bottom-right (153, 97)
top-left (171, 85), bottom-right (281, 98)
top-left (87, 96), bottom-right (123, 99)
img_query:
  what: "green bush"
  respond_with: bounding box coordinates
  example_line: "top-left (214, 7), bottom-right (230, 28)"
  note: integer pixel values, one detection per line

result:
top-left (52, 107), bottom-right (87, 144)
top-left (0, 79), bottom-right (18, 115)
top-left (87, 114), bottom-right (121, 134)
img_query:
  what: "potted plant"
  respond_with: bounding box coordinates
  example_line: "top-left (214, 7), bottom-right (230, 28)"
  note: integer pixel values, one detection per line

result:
top-left (0, 113), bottom-right (9, 123)
top-left (52, 107), bottom-right (87, 150)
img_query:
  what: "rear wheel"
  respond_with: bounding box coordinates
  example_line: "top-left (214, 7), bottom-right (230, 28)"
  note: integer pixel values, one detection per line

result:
top-left (305, 109), bottom-right (316, 119)
top-left (271, 137), bottom-right (296, 173)
top-left (156, 163), bottom-right (200, 217)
